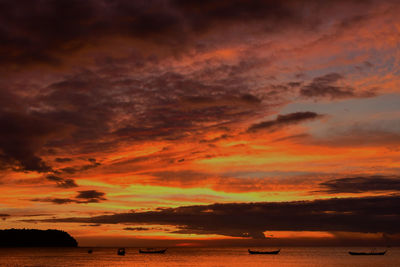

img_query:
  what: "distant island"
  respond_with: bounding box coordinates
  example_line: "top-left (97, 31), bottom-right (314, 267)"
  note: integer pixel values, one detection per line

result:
top-left (0, 229), bottom-right (78, 247)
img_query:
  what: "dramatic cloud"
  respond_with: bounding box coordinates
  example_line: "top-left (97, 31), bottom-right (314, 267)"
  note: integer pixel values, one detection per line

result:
top-left (0, 0), bottom-right (373, 68)
top-left (55, 158), bottom-right (73, 163)
top-left (0, 111), bottom-right (60, 172)
top-left (31, 195), bottom-right (400, 238)
top-left (247, 112), bottom-right (322, 132)
top-left (46, 175), bottom-right (78, 188)
top-left (59, 160), bottom-right (101, 175)
top-left (31, 190), bottom-right (106, 205)
top-left (76, 190), bottom-right (106, 201)
top-left (319, 176), bottom-right (400, 193)
top-left (123, 227), bottom-right (152, 231)
top-left (0, 0), bottom-right (394, 174)
top-left (299, 73), bottom-right (375, 99)
top-left (300, 73), bottom-right (352, 98)
top-left (17, 69), bottom-right (266, 161)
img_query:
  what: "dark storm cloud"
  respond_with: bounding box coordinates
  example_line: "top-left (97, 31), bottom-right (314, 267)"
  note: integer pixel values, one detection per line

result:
top-left (55, 158), bottom-right (73, 163)
top-left (76, 190), bottom-right (106, 201)
top-left (0, 111), bottom-right (61, 172)
top-left (60, 167), bottom-right (77, 174)
top-left (0, 87), bottom-right (71, 174)
top-left (300, 73), bottom-right (353, 99)
top-left (123, 227), bottom-right (152, 231)
top-left (47, 71), bottom-right (253, 146)
top-left (0, 0), bottom-right (383, 68)
top-left (37, 72), bottom-right (117, 148)
top-left (59, 160), bottom-right (101, 174)
top-left (80, 162), bottom-right (101, 171)
top-left (240, 94), bottom-right (262, 104)
top-left (30, 190), bottom-right (106, 204)
top-left (31, 195), bottom-right (400, 238)
top-left (0, 0), bottom-right (389, 174)
top-left (0, 71), bottom-right (123, 171)
top-left (299, 73), bottom-right (376, 99)
top-left (107, 72), bottom-right (264, 143)
top-left (46, 174), bottom-right (78, 188)
top-left (0, 66), bottom-right (264, 172)
top-left (319, 176), bottom-right (400, 193)
top-left (247, 112), bottom-right (322, 132)
top-left (182, 93), bottom-right (261, 107)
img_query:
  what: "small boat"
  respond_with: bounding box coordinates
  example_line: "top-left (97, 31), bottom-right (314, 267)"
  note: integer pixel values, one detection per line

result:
top-left (117, 248), bottom-right (126, 256)
top-left (349, 250), bottom-right (386, 256)
top-left (87, 249), bottom-right (93, 254)
top-left (139, 248), bottom-right (167, 254)
top-left (248, 249), bottom-right (280, 255)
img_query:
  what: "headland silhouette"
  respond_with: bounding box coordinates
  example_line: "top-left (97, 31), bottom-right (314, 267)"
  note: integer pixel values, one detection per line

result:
top-left (0, 229), bottom-right (78, 247)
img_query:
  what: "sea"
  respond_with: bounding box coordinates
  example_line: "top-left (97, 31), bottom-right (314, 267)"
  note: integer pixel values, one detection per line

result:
top-left (0, 247), bottom-right (398, 267)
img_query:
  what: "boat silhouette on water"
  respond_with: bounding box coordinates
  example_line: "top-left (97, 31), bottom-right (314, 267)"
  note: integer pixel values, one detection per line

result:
top-left (139, 248), bottom-right (167, 254)
top-left (248, 249), bottom-right (280, 255)
top-left (349, 250), bottom-right (386, 256)
top-left (117, 248), bottom-right (126, 256)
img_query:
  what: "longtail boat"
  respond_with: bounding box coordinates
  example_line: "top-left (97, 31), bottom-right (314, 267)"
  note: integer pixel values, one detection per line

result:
top-left (139, 248), bottom-right (167, 254)
top-left (349, 250), bottom-right (386, 256)
top-left (248, 249), bottom-right (280, 255)
top-left (117, 248), bottom-right (125, 256)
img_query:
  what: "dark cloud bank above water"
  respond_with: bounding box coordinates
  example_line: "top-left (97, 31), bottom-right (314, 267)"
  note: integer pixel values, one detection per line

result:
top-left (319, 176), bottom-right (400, 193)
top-left (27, 195), bottom-right (400, 239)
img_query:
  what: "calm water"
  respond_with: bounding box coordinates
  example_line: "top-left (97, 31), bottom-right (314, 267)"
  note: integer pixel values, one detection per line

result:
top-left (0, 247), bottom-right (398, 267)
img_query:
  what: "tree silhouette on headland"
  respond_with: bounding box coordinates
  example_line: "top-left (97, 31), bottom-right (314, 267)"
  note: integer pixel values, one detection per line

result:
top-left (0, 229), bottom-right (78, 247)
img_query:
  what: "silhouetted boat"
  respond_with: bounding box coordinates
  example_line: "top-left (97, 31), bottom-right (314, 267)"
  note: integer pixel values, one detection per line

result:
top-left (139, 248), bottom-right (167, 254)
top-left (349, 250), bottom-right (386, 256)
top-left (117, 248), bottom-right (126, 256)
top-left (87, 249), bottom-right (93, 254)
top-left (248, 249), bottom-right (280, 254)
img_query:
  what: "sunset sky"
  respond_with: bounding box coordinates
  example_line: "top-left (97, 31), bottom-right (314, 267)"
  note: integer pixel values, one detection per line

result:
top-left (1, 0), bottom-right (400, 247)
